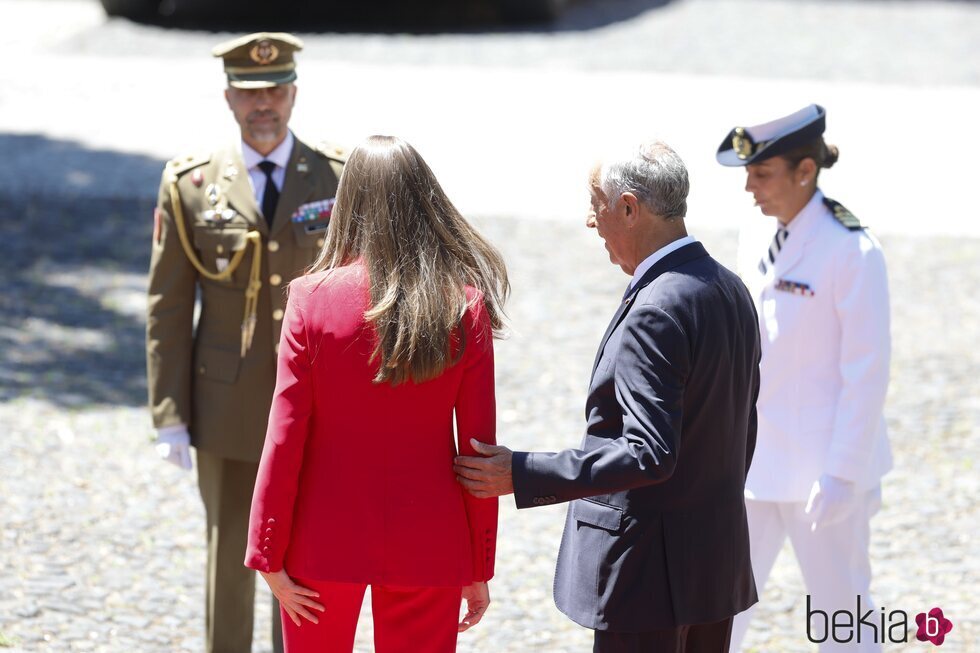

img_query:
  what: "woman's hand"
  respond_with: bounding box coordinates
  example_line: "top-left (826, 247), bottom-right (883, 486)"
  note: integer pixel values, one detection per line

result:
top-left (458, 581), bottom-right (490, 632)
top-left (260, 569), bottom-right (325, 627)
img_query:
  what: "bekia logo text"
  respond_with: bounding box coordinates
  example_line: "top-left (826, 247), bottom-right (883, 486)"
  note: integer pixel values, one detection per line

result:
top-left (806, 596), bottom-right (953, 646)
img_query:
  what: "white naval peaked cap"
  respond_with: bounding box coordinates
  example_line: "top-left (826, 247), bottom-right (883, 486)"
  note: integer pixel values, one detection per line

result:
top-left (716, 104), bottom-right (827, 167)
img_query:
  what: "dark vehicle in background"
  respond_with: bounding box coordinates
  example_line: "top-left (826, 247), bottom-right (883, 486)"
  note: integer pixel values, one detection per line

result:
top-left (99, 0), bottom-right (571, 24)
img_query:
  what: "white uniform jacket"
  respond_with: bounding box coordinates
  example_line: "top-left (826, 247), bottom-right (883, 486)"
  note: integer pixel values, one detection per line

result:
top-left (737, 190), bottom-right (892, 502)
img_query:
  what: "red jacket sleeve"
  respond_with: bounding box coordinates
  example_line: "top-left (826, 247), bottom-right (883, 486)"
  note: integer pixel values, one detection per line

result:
top-left (455, 295), bottom-right (498, 582)
top-left (244, 284), bottom-right (314, 572)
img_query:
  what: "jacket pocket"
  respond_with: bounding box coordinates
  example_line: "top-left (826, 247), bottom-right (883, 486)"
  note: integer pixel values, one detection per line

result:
top-left (192, 225), bottom-right (250, 288)
top-left (572, 499), bottom-right (624, 532)
top-left (192, 224), bottom-right (249, 254)
top-left (290, 219), bottom-right (328, 273)
top-left (194, 345), bottom-right (241, 384)
top-left (291, 219), bottom-right (329, 247)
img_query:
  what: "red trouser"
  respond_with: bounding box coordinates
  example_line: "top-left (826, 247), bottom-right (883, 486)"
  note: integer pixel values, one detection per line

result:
top-left (283, 579), bottom-right (463, 653)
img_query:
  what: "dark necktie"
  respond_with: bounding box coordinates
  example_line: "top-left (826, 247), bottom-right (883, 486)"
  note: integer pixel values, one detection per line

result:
top-left (758, 227), bottom-right (789, 274)
top-left (258, 160), bottom-right (279, 226)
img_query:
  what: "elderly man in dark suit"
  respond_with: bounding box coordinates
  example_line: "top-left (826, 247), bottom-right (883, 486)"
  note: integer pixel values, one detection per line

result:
top-left (455, 141), bottom-right (761, 652)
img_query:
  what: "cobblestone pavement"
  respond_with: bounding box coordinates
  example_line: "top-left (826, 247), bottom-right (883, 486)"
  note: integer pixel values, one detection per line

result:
top-left (1, 196), bottom-right (978, 651)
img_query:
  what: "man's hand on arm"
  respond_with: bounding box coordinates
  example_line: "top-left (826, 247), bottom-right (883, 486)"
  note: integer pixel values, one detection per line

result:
top-left (454, 439), bottom-right (514, 498)
top-left (155, 424), bottom-right (192, 471)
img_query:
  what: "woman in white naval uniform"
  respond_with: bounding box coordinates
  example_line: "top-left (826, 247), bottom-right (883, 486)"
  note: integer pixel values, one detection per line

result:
top-left (717, 105), bottom-right (892, 652)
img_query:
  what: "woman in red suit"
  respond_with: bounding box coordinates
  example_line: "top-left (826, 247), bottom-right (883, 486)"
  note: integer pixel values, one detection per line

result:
top-left (244, 135), bottom-right (509, 652)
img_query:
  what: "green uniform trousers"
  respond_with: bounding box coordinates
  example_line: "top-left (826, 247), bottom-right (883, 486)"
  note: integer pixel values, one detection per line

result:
top-left (197, 450), bottom-right (284, 653)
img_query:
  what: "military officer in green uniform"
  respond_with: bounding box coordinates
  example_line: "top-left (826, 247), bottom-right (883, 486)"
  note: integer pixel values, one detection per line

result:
top-left (145, 32), bottom-right (346, 653)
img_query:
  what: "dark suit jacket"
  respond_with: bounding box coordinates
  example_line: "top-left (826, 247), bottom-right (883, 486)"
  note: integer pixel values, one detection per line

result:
top-left (512, 241), bottom-right (760, 632)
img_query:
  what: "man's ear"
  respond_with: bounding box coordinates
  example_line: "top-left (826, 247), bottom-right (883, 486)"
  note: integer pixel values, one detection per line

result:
top-left (622, 192), bottom-right (640, 222)
top-left (223, 87), bottom-right (232, 109)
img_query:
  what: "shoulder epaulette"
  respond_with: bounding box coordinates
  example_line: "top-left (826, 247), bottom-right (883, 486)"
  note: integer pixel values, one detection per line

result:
top-left (166, 153), bottom-right (211, 178)
top-left (823, 197), bottom-right (864, 231)
top-left (314, 141), bottom-right (349, 164)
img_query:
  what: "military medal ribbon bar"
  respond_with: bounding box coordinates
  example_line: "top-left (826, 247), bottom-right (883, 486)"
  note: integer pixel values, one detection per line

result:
top-left (774, 278), bottom-right (815, 297)
top-left (291, 198), bottom-right (335, 223)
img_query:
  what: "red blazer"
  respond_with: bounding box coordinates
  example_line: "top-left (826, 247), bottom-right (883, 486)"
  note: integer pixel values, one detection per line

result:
top-left (244, 262), bottom-right (497, 586)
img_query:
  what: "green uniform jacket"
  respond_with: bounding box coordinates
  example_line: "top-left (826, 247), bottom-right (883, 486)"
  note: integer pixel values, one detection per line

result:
top-left (146, 137), bottom-right (344, 462)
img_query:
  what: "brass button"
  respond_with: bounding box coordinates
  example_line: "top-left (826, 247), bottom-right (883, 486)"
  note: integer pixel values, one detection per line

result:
top-left (216, 244), bottom-right (224, 254)
top-left (198, 366), bottom-right (206, 374)
top-left (268, 240), bottom-right (280, 252)
top-left (316, 238), bottom-right (325, 248)
top-left (273, 309), bottom-right (284, 321)
top-left (269, 273), bottom-right (282, 285)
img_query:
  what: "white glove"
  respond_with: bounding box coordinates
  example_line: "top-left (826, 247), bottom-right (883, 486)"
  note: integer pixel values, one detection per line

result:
top-left (804, 474), bottom-right (856, 532)
top-left (155, 425), bottom-right (192, 471)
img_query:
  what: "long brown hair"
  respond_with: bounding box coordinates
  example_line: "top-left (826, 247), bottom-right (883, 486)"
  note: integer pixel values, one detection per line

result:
top-left (309, 135), bottom-right (509, 386)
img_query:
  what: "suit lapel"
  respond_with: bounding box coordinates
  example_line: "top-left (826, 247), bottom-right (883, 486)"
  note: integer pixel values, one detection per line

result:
top-left (590, 242), bottom-right (708, 378)
top-left (772, 230), bottom-right (805, 277)
top-left (592, 294), bottom-right (634, 377)
top-left (218, 148), bottom-right (267, 235)
top-left (772, 193), bottom-right (825, 278)
top-left (269, 140), bottom-right (315, 240)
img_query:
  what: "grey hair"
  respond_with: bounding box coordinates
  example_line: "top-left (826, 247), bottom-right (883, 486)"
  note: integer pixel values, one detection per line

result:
top-left (600, 141), bottom-right (690, 220)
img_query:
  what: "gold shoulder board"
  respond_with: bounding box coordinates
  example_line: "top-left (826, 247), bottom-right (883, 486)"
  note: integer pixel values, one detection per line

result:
top-left (314, 141), bottom-right (349, 164)
top-left (166, 153), bottom-right (212, 179)
top-left (823, 197), bottom-right (864, 231)
top-left (314, 141), bottom-right (348, 180)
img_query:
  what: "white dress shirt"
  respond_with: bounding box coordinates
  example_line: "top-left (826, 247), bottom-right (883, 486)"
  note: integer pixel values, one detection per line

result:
top-left (628, 235), bottom-right (697, 292)
top-left (242, 130), bottom-right (294, 205)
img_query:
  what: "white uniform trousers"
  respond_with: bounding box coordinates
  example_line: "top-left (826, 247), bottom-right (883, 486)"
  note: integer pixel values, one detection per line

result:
top-left (731, 489), bottom-right (882, 652)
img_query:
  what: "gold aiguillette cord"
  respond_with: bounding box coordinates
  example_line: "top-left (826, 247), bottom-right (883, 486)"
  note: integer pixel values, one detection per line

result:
top-left (167, 167), bottom-right (264, 358)
top-left (241, 236), bottom-right (262, 357)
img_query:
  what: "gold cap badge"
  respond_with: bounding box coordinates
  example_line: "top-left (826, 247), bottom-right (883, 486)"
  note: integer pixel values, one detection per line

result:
top-left (249, 40), bottom-right (279, 65)
top-left (732, 127), bottom-right (754, 160)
